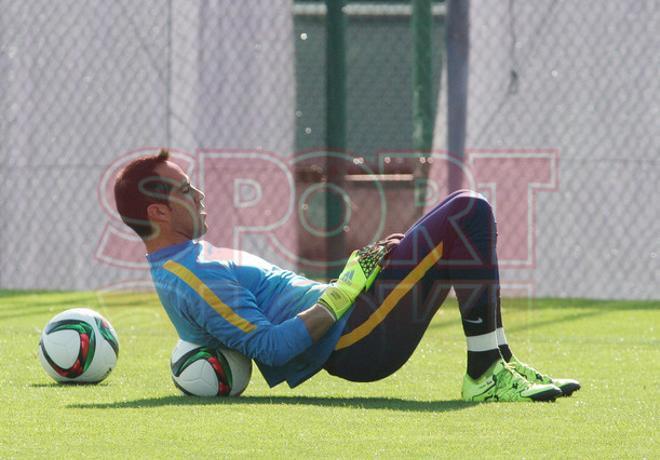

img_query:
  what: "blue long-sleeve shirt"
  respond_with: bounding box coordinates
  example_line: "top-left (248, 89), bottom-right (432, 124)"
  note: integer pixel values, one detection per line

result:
top-left (146, 240), bottom-right (349, 388)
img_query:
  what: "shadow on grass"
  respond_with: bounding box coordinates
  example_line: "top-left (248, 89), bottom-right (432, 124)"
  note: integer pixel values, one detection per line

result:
top-left (30, 382), bottom-right (110, 388)
top-left (505, 308), bottom-right (607, 334)
top-left (504, 298), bottom-right (659, 311)
top-left (0, 298), bottom-right (160, 322)
top-left (68, 395), bottom-right (476, 413)
top-left (0, 292), bottom-right (97, 305)
top-left (0, 302), bottom-right (98, 322)
top-left (0, 290), bottom-right (67, 299)
top-left (429, 299), bottom-right (659, 333)
top-left (428, 319), bottom-right (460, 331)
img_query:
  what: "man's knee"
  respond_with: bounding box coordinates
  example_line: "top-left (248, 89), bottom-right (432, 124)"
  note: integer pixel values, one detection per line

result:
top-left (448, 190), bottom-right (493, 221)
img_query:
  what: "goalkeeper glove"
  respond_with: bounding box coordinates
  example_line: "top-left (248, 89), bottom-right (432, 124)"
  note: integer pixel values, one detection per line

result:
top-left (317, 243), bottom-right (388, 321)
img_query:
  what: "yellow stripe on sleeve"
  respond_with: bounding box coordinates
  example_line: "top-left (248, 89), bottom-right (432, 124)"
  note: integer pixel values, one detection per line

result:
top-left (335, 241), bottom-right (444, 350)
top-left (163, 260), bottom-right (256, 333)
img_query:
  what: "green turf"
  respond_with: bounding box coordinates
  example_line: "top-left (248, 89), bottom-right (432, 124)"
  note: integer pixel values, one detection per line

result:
top-left (1, 290), bottom-right (658, 458)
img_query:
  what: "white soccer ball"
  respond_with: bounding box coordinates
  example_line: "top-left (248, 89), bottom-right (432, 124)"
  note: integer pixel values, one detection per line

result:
top-left (38, 308), bottom-right (119, 384)
top-left (170, 339), bottom-right (252, 397)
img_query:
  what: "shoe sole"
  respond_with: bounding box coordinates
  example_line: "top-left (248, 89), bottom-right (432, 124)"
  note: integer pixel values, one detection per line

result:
top-left (559, 383), bottom-right (581, 397)
top-left (462, 388), bottom-right (562, 403)
top-left (529, 388), bottom-right (563, 402)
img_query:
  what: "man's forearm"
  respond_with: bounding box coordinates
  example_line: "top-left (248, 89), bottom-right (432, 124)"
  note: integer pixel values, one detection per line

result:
top-left (297, 304), bottom-right (336, 342)
top-left (298, 241), bottom-right (396, 343)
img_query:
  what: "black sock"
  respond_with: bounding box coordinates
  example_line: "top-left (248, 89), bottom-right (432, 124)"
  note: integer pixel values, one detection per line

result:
top-left (467, 349), bottom-right (502, 379)
top-left (498, 344), bottom-right (513, 362)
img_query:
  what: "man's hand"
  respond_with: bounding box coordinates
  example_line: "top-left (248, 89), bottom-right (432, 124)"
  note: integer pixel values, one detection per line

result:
top-left (377, 233), bottom-right (405, 257)
top-left (317, 242), bottom-right (393, 321)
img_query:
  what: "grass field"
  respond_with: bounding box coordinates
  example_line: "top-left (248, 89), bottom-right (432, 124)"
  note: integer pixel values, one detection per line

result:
top-left (1, 290), bottom-right (658, 458)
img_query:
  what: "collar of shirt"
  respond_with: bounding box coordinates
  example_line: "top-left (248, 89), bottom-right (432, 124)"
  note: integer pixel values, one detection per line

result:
top-left (146, 240), bottom-right (195, 265)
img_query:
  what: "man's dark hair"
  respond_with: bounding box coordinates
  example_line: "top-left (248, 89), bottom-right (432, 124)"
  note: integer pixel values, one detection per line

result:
top-left (113, 149), bottom-right (173, 238)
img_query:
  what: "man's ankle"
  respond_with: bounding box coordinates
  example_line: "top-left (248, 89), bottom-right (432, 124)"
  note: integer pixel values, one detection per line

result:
top-left (467, 349), bottom-right (502, 379)
top-left (498, 344), bottom-right (513, 362)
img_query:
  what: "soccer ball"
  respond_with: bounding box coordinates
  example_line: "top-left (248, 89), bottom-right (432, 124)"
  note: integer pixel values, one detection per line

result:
top-left (38, 308), bottom-right (119, 384)
top-left (170, 339), bottom-right (252, 397)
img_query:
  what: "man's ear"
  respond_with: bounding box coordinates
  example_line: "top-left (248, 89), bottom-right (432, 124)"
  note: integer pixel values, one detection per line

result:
top-left (146, 203), bottom-right (170, 223)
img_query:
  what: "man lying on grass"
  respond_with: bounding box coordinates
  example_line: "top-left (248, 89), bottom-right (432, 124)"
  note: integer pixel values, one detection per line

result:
top-left (113, 149), bottom-right (580, 402)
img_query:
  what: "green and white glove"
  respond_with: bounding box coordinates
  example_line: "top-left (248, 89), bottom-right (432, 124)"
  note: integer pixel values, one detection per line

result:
top-left (317, 243), bottom-right (389, 321)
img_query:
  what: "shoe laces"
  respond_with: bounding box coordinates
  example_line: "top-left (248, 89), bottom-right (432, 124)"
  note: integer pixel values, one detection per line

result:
top-left (513, 359), bottom-right (551, 384)
top-left (493, 363), bottom-right (532, 398)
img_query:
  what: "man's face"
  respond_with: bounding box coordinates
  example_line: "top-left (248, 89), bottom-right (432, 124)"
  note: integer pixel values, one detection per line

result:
top-left (152, 161), bottom-right (207, 239)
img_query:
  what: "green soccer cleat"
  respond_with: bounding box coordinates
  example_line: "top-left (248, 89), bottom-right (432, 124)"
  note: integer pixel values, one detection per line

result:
top-left (461, 359), bottom-right (562, 402)
top-left (509, 356), bottom-right (581, 397)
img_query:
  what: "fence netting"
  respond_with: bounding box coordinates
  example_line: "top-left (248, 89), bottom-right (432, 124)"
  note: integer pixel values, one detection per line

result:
top-left (0, 0), bottom-right (657, 299)
top-left (437, 0), bottom-right (658, 299)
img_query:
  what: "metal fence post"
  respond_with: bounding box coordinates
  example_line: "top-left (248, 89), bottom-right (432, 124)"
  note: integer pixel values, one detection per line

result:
top-left (412, 0), bottom-right (435, 207)
top-left (325, 0), bottom-right (347, 278)
top-left (446, 0), bottom-right (470, 192)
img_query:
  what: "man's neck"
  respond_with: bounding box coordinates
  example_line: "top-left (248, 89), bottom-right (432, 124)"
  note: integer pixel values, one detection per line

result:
top-left (144, 234), bottom-right (191, 255)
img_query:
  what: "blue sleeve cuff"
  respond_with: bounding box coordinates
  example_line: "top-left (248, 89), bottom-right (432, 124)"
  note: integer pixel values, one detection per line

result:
top-left (259, 315), bottom-right (314, 367)
top-left (291, 315), bottom-right (314, 349)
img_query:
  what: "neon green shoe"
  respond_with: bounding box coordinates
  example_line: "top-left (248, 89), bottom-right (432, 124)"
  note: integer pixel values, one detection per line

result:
top-left (461, 359), bottom-right (562, 402)
top-left (509, 356), bottom-right (581, 397)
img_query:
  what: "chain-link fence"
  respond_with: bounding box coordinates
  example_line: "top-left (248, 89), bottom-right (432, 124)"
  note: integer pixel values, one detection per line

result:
top-left (436, 0), bottom-right (658, 299)
top-left (0, 0), bottom-right (298, 291)
top-left (0, 0), bottom-right (657, 299)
